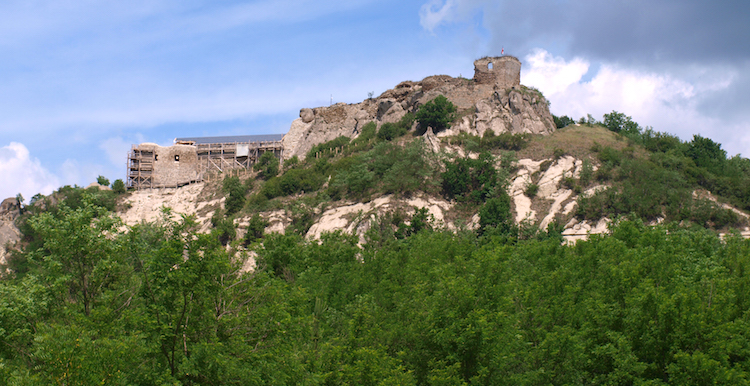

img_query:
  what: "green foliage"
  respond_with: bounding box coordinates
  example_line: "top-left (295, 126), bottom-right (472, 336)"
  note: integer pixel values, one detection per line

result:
top-left (285, 154), bottom-right (300, 169)
top-left (222, 176), bottom-right (249, 215)
top-left (28, 199), bottom-right (123, 316)
top-left (254, 151), bottom-right (280, 179)
top-left (377, 122), bottom-right (407, 141)
top-left (603, 110), bottom-right (641, 134)
top-left (686, 134), bottom-right (727, 174)
top-left (441, 153), bottom-right (499, 203)
top-left (96, 175), bottom-right (110, 186)
top-left (308, 135), bottom-right (351, 159)
top-left (211, 209), bottom-right (236, 245)
top-left (478, 192), bottom-right (512, 235)
top-left (524, 183), bottom-right (539, 197)
top-left (328, 141), bottom-right (437, 199)
top-left (553, 114), bottom-right (575, 128)
top-left (416, 95), bottom-right (457, 134)
top-left (358, 121), bottom-right (377, 142)
top-left (244, 214), bottom-right (269, 245)
top-left (111, 178), bottom-right (126, 194)
top-left (447, 131), bottom-right (530, 152)
top-left (10, 185), bottom-right (750, 385)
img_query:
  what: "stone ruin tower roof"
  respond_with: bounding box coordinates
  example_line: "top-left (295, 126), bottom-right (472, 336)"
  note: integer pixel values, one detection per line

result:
top-left (473, 56), bottom-right (521, 90)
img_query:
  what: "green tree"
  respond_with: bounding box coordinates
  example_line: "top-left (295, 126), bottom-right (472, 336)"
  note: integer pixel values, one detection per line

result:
top-left (478, 193), bottom-right (512, 235)
top-left (222, 176), bottom-right (248, 215)
top-left (416, 95), bottom-right (457, 133)
top-left (603, 110), bottom-right (640, 134)
top-left (28, 198), bottom-right (124, 316)
top-left (254, 151), bottom-right (280, 179)
top-left (111, 178), bottom-right (126, 194)
top-left (96, 175), bottom-right (110, 186)
top-left (377, 122), bottom-right (407, 141)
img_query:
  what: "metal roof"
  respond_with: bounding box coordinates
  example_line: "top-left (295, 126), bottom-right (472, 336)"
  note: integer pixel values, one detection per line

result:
top-left (174, 134), bottom-right (284, 145)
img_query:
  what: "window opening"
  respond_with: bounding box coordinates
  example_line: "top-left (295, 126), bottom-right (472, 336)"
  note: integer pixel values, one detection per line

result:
top-left (488, 62), bottom-right (493, 69)
top-left (174, 155), bottom-right (180, 162)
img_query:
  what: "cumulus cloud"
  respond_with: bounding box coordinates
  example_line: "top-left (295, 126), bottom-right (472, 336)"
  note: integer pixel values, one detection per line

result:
top-left (522, 49), bottom-right (750, 156)
top-left (0, 142), bottom-right (59, 200)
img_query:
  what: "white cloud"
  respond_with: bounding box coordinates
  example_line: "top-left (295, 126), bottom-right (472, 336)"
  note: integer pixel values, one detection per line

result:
top-left (521, 49), bottom-right (750, 156)
top-left (0, 142), bottom-right (59, 201)
top-left (419, 0), bottom-right (458, 32)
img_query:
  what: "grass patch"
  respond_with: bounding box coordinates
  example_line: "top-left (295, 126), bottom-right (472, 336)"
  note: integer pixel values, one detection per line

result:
top-left (518, 124), bottom-right (635, 160)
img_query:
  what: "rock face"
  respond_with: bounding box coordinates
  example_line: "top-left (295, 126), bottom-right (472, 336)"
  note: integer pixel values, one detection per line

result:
top-left (0, 198), bottom-right (22, 266)
top-left (282, 56), bottom-right (555, 159)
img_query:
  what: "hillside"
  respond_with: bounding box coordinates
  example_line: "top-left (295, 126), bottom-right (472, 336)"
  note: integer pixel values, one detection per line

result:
top-left (4, 62), bottom-right (750, 384)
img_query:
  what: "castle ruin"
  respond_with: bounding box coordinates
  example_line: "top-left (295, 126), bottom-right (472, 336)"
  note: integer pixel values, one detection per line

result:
top-left (127, 134), bottom-right (283, 189)
top-left (472, 56), bottom-right (522, 90)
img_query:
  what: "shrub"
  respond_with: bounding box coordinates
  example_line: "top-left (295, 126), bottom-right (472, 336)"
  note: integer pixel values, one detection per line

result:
top-left (553, 115), bottom-right (574, 128)
top-left (254, 152), bottom-right (279, 179)
top-left (111, 179), bottom-right (126, 194)
top-left (244, 214), bottom-right (269, 245)
top-left (442, 153), bottom-right (498, 203)
top-left (524, 183), bottom-right (539, 198)
top-left (96, 175), bottom-right (110, 186)
top-left (603, 110), bottom-right (640, 134)
top-left (223, 176), bottom-right (249, 215)
top-left (416, 95), bottom-right (456, 134)
top-left (478, 193), bottom-right (513, 235)
top-left (358, 121), bottom-right (377, 142)
top-left (211, 210), bottom-right (236, 246)
top-left (308, 136), bottom-right (351, 159)
top-left (377, 122), bottom-right (407, 141)
top-left (579, 160), bottom-right (594, 187)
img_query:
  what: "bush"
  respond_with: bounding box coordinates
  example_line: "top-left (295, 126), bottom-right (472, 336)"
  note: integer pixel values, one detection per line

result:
top-left (308, 136), bottom-right (351, 159)
top-left (254, 152), bottom-right (279, 179)
top-left (223, 176), bottom-right (249, 215)
top-left (96, 175), bottom-right (110, 186)
top-left (441, 153), bottom-right (498, 203)
top-left (416, 95), bottom-right (456, 134)
top-left (377, 122), bottom-right (407, 141)
top-left (553, 115), bottom-right (574, 128)
top-left (211, 210), bottom-right (236, 245)
top-left (111, 179), bottom-right (126, 194)
top-left (244, 214), bottom-right (269, 245)
top-left (524, 183), bottom-right (539, 198)
top-left (603, 110), bottom-right (640, 134)
top-left (358, 122), bottom-right (377, 142)
top-left (478, 193), bottom-right (513, 235)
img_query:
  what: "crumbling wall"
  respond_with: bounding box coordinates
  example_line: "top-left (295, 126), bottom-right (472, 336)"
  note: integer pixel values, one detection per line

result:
top-left (473, 56), bottom-right (521, 90)
top-left (153, 144), bottom-right (201, 187)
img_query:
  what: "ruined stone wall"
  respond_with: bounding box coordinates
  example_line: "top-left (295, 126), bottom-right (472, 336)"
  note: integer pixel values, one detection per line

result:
top-left (152, 144), bottom-right (201, 187)
top-left (473, 56), bottom-right (521, 90)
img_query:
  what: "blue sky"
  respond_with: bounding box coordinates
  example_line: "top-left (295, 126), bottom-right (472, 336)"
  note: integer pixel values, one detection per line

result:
top-left (2, 0), bottom-right (749, 200)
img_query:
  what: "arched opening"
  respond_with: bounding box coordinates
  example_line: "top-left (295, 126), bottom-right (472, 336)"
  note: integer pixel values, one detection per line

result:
top-left (488, 62), bottom-right (493, 70)
top-left (174, 155), bottom-right (180, 162)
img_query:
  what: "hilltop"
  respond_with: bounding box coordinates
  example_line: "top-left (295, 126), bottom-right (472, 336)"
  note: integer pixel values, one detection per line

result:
top-left (5, 57), bottom-right (750, 385)
top-left (3, 56), bottom-right (750, 266)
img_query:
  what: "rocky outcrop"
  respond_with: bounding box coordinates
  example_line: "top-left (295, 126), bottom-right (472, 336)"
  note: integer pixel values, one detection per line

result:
top-left (0, 197), bottom-right (22, 266)
top-left (282, 57), bottom-right (556, 160)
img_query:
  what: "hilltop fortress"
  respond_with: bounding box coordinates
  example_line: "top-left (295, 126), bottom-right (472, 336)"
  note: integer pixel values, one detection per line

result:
top-left (282, 55), bottom-right (554, 159)
top-left (127, 56), bottom-right (554, 189)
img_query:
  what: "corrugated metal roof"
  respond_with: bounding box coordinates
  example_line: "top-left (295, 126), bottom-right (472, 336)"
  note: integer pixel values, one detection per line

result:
top-left (174, 134), bottom-right (284, 145)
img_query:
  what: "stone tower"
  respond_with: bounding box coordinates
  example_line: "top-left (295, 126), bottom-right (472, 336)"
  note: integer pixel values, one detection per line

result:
top-left (473, 56), bottom-right (521, 90)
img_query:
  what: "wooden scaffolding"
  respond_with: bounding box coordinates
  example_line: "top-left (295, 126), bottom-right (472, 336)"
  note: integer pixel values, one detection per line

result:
top-left (126, 146), bottom-right (155, 189)
top-left (127, 136), bottom-right (284, 190)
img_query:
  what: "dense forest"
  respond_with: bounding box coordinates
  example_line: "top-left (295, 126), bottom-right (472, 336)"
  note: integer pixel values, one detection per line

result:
top-left (4, 104), bottom-right (750, 384)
